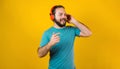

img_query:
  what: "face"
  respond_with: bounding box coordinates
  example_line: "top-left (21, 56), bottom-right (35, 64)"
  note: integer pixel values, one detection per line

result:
top-left (54, 8), bottom-right (67, 27)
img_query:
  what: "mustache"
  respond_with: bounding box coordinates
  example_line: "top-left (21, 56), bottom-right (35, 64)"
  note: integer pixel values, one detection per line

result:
top-left (60, 18), bottom-right (67, 21)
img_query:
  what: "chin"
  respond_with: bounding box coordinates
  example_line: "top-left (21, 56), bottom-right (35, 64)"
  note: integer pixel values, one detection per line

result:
top-left (61, 22), bottom-right (66, 25)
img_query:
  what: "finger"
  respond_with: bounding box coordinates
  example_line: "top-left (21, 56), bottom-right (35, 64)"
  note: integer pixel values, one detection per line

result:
top-left (54, 35), bottom-right (60, 38)
top-left (54, 32), bottom-right (60, 36)
top-left (54, 36), bottom-right (60, 39)
top-left (56, 37), bottom-right (60, 40)
top-left (55, 35), bottom-right (60, 38)
top-left (54, 38), bottom-right (60, 41)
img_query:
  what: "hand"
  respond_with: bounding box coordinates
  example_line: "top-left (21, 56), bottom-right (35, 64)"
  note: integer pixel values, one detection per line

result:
top-left (49, 32), bottom-right (60, 46)
top-left (69, 15), bottom-right (78, 24)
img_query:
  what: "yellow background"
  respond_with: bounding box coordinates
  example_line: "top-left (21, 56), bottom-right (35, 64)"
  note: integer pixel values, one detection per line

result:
top-left (0, 0), bottom-right (120, 69)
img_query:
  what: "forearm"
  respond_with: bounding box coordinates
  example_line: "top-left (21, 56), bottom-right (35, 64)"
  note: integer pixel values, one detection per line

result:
top-left (72, 20), bottom-right (92, 36)
top-left (38, 32), bottom-right (60, 58)
top-left (38, 42), bottom-right (52, 58)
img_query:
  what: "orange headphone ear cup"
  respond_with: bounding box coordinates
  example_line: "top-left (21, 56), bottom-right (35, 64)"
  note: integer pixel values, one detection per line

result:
top-left (50, 14), bottom-right (54, 20)
top-left (50, 5), bottom-right (56, 20)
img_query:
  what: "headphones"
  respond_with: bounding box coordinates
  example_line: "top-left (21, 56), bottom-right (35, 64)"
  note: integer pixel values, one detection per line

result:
top-left (50, 5), bottom-right (71, 22)
top-left (50, 6), bottom-right (55, 20)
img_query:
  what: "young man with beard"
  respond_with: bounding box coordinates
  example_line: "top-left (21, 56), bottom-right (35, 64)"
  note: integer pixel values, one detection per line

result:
top-left (38, 5), bottom-right (92, 69)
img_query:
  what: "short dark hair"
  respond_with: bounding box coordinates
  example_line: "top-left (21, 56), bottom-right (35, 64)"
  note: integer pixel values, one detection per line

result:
top-left (50, 5), bottom-right (65, 15)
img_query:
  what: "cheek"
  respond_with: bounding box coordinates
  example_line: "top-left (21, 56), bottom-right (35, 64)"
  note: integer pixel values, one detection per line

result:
top-left (55, 16), bottom-right (61, 20)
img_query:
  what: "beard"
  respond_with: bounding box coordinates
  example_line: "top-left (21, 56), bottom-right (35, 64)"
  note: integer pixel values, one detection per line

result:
top-left (54, 18), bottom-right (67, 27)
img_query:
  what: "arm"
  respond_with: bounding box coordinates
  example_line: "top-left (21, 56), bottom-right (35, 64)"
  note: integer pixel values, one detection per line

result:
top-left (37, 42), bottom-right (52, 58)
top-left (70, 16), bottom-right (92, 37)
top-left (38, 33), bottom-right (60, 58)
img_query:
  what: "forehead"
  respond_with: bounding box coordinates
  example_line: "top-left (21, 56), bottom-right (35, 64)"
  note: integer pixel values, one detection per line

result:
top-left (55, 8), bottom-right (66, 14)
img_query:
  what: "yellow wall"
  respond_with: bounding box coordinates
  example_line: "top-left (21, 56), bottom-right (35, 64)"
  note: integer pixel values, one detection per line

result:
top-left (0, 0), bottom-right (120, 69)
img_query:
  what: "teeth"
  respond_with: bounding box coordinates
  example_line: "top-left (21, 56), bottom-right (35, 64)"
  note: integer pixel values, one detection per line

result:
top-left (60, 19), bottom-right (66, 23)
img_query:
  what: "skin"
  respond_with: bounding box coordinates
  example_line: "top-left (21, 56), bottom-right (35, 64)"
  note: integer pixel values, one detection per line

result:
top-left (38, 7), bottom-right (92, 58)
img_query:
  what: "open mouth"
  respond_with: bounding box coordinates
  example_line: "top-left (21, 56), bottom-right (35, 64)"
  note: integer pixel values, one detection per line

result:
top-left (60, 19), bottom-right (66, 23)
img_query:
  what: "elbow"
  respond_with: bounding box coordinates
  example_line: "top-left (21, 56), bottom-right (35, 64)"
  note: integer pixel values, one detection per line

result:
top-left (37, 47), bottom-right (44, 58)
top-left (38, 53), bottom-right (44, 58)
top-left (38, 51), bottom-right (45, 58)
top-left (87, 31), bottom-right (92, 36)
top-left (80, 31), bottom-right (92, 37)
top-left (86, 32), bottom-right (92, 37)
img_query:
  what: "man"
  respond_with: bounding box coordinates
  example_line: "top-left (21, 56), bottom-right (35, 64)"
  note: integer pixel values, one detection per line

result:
top-left (38, 5), bottom-right (92, 69)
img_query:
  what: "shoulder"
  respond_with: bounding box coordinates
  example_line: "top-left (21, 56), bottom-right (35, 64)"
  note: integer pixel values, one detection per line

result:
top-left (42, 27), bottom-right (54, 36)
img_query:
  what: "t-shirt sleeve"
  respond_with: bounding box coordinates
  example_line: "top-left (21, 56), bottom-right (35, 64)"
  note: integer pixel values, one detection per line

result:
top-left (40, 32), bottom-right (49, 47)
top-left (72, 26), bottom-right (81, 36)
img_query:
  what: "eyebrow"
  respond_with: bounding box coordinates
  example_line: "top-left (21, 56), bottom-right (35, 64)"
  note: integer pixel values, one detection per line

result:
top-left (58, 12), bottom-right (66, 15)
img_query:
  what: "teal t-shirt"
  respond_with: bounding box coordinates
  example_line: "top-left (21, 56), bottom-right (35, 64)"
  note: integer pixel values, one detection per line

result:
top-left (40, 26), bottom-right (81, 69)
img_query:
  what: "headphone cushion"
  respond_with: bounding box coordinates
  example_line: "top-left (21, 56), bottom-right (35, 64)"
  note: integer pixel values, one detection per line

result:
top-left (50, 15), bottom-right (54, 20)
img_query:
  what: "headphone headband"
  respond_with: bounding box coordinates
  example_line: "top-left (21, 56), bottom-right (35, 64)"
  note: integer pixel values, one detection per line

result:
top-left (50, 5), bottom-right (64, 21)
top-left (50, 5), bottom-right (56, 20)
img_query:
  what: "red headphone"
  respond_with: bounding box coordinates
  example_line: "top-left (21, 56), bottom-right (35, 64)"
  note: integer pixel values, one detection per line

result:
top-left (50, 6), bottom-right (56, 20)
top-left (50, 5), bottom-right (71, 21)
